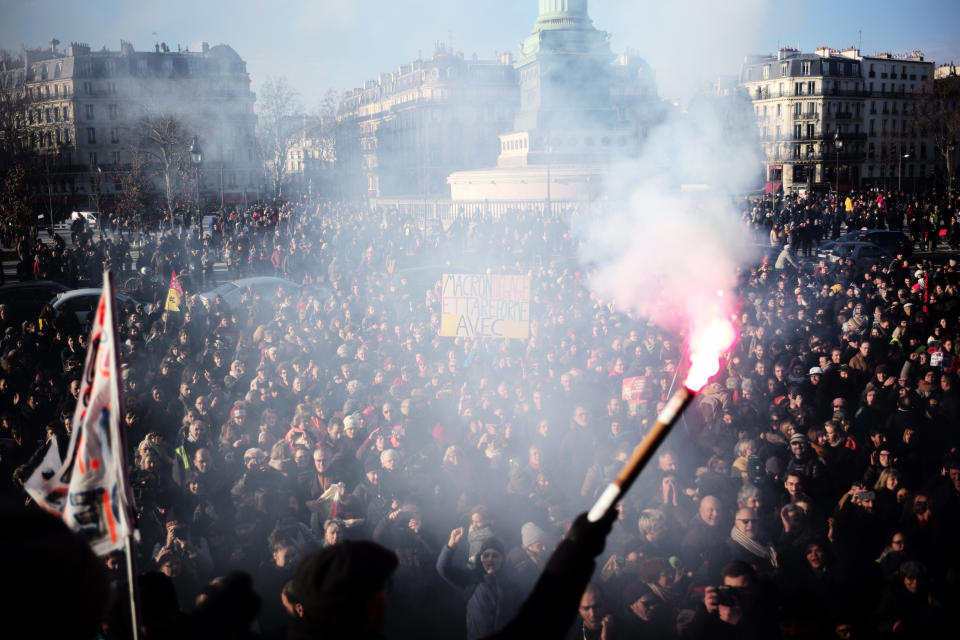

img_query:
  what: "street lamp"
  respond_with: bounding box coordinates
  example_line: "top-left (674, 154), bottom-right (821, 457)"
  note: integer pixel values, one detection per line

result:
top-left (190, 135), bottom-right (203, 229)
top-left (544, 133), bottom-right (552, 215)
top-left (898, 150), bottom-right (911, 194)
top-left (833, 131), bottom-right (843, 196)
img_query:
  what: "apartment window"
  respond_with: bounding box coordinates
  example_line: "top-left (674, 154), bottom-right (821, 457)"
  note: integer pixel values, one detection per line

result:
top-left (113, 151), bottom-right (121, 164)
top-left (776, 104), bottom-right (781, 116)
top-left (63, 106), bottom-right (70, 120)
top-left (88, 151), bottom-right (98, 166)
top-left (762, 65), bottom-right (770, 80)
top-left (108, 82), bottom-right (116, 95)
top-left (108, 104), bottom-right (118, 120)
top-left (824, 61), bottom-right (831, 75)
top-left (808, 81), bottom-right (816, 95)
top-left (110, 127), bottom-right (119, 144)
top-left (56, 129), bottom-right (62, 144)
top-left (870, 120), bottom-right (875, 135)
top-left (87, 127), bottom-right (96, 144)
top-left (83, 81), bottom-right (92, 95)
top-left (85, 104), bottom-right (94, 120)
top-left (45, 108), bottom-right (51, 122)
top-left (53, 107), bottom-right (59, 122)
top-left (781, 62), bottom-right (788, 76)
top-left (54, 84), bottom-right (58, 97)
top-left (802, 61), bottom-right (811, 75)
top-left (794, 124), bottom-right (802, 138)
top-left (64, 129), bottom-right (70, 143)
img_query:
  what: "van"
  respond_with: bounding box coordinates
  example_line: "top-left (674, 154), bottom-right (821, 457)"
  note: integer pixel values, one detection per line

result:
top-left (70, 211), bottom-right (99, 227)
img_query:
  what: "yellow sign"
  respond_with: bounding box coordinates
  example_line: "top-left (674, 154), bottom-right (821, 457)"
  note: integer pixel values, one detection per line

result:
top-left (440, 273), bottom-right (531, 339)
top-left (164, 270), bottom-right (184, 312)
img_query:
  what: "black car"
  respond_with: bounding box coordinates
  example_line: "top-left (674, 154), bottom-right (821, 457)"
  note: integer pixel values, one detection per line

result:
top-left (0, 280), bottom-right (71, 324)
top-left (832, 229), bottom-right (912, 257)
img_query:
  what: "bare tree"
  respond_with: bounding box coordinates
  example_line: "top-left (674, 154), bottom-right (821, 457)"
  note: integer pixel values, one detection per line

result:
top-left (257, 77), bottom-right (301, 199)
top-left (133, 114), bottom-right (194, 227)
top-left (115, 144), bottom-right (151, 229)
top-left (915, 75), bottom-right (960, 196)
top-left (0, 63), bottom-right (40, 233)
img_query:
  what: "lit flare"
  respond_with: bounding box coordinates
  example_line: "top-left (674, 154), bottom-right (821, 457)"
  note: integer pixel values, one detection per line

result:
top-left (683, 318), bottom-right (737, 392)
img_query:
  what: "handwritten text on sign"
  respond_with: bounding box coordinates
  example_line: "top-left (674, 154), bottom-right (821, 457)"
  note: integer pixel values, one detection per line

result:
top-left (440, 273), bottom-right (531, 339)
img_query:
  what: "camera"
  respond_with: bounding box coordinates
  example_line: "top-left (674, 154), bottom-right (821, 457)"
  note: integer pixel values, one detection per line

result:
top-left (716, 586), bottom-right (740, 607)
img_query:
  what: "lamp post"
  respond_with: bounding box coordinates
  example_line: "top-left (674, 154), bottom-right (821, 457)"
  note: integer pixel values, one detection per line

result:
top-left (898, 151), bottom-right (911, 194)
top-left (833, 131), bottom-right (843, 196)
top-left (190, 136), bottom-right (203, 229)
top-left (544, 133), bottom-right (552, 215)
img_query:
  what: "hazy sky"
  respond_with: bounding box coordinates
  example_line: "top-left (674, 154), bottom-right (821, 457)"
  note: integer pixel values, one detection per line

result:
top-left (3, 0), bottom-right (958, 109)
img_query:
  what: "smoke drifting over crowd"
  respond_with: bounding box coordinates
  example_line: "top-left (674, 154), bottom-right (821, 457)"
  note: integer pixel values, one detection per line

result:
top-left (577, 0), bottom-right (769, 340)
top-left (578, 96), bottom-right (762, 337)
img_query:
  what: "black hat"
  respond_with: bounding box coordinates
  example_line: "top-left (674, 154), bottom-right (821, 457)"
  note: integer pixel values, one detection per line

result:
top-left (292, 541), bottom-right (398, 626)
top-left (479, 536), bottom-right (505, 556)
top-left (622, 580), bottom-right (654, 606)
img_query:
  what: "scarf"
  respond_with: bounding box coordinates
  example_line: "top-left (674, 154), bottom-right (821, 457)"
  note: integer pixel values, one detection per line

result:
top-left (730, 526), bottom-right (778, 568)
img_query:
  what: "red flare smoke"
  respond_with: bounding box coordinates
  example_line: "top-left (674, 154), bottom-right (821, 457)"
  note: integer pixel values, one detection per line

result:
top-left (683, 318), bottom-right (737, 392)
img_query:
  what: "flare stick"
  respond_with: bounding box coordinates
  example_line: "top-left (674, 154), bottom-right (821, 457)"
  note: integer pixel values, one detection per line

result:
top-left (587, 385), bottom-right (697, 522)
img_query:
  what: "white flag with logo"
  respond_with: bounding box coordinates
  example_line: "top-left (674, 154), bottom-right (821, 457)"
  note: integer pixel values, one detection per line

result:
top-left (23, 436), bottom-right (62, 509)
top-left (26, 271), bottom-right (135, 554)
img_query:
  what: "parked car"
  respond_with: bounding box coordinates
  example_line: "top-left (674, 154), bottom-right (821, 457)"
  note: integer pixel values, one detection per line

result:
top-left (830, 229), bottom-right (912, 257)
top-left (50, 288), bottom-right (144, 327)
top-left (823, 241), bottom-right (896, 267)
top-left (195, 277), bottom-right (301, 309)
top-left (0, 281), bottom-right (70, 324)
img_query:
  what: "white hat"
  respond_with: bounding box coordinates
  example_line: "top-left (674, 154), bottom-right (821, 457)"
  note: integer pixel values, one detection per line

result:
top-left (808, 367), bottom-right (823, 376)
top-left (521, 522), bottom-right (548, 549)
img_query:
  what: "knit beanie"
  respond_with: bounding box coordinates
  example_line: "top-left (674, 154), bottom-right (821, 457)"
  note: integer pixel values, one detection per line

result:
top-left (521, 522), bottom-right (548, 549)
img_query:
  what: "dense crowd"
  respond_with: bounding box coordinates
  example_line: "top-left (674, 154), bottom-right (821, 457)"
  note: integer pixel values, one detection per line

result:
top-left (3, 188), bottom-right (960, 639)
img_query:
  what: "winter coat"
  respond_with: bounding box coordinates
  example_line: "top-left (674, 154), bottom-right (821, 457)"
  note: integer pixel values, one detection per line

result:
top-left (436, 544), bottom-right (522, 640)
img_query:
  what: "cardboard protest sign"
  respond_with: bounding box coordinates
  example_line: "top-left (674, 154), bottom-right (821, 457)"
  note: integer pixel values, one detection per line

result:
top-left (440, 273), bottom-right (530, 339)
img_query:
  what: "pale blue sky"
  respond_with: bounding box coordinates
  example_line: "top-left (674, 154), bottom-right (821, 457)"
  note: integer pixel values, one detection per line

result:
top-left (3, 0), bottom-right (958, 108)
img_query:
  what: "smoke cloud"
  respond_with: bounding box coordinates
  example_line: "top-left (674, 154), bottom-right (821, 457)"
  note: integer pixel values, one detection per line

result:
top-left (576, 0), bottom-right (770, 339)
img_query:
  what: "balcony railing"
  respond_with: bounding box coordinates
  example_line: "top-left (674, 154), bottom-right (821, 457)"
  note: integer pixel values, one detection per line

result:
top-left (754, 87), bottom-right (869, 100)
top-left (784, 150), bottom-right (867, 163)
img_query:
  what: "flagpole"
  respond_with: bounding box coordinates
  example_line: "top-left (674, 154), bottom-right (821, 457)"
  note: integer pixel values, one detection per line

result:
top-left (107, 270), bottom-right (141, 640)
top-left (124, 535), bottom-right (141, 640)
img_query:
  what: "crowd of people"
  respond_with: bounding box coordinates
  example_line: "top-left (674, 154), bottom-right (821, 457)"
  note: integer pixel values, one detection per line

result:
top-left (3, 187), bottom-right (960, 639)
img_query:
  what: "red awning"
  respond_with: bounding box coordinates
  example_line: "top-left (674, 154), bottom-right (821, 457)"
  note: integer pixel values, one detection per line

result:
top-left (764, 181), bottom-right (783, 194)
